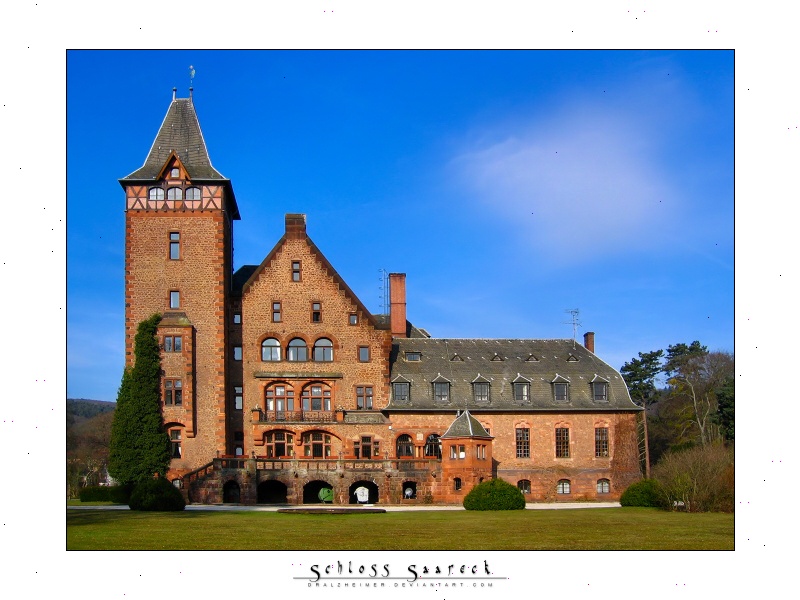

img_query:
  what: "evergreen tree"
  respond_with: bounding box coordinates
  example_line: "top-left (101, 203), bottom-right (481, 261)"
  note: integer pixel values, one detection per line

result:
top-left (714, 376), bottom-right (735, 442)
top-left (108, 314), bottom-right (171, 484)
top-left (621, 350), bottom-right (664, 407)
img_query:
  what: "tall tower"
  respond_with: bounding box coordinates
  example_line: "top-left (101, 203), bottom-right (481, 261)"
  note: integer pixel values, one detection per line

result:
top-left (119, 89), bottom-right (240, 476)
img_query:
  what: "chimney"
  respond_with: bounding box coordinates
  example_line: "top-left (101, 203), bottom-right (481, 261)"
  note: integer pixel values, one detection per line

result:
top-left (285, 214), bottom-right (307, 239)
top-left (583, 331), bottom-right (595, 353)
top-left (389, 273), bottom-right (407, 338)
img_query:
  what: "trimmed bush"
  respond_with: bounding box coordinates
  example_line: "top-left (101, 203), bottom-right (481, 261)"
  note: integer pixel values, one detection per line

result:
top-left (79, 484), bottom-right (133, 504)
top-left (463, 479), bottom-right (526, 511)
top-left (619, 479), bottom-right (665, 508)
top-left (129, 477), bottom-right (186, 511)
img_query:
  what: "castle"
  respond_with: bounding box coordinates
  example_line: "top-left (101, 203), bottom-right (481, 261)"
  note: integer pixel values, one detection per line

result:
top-left (119, 90), bottom-right (642, 504)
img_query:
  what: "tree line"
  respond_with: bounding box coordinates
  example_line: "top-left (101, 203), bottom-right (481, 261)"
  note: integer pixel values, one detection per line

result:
top-left (621, 341), bottom-right (734, 466)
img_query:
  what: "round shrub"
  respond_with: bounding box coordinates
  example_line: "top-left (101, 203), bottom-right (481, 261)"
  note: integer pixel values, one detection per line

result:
top-left (79, 484), bottom-right (133, 504)
top-left (463, 479), bottom-right (526, 511)
top-left (129, 477), bottom-right (186, 511)
top-left (619, 479), bottom-right (665, 508)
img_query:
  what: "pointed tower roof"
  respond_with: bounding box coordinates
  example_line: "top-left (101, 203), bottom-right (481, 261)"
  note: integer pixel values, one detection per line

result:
top-left (121, 94), bottom-right (226, 181)
top-left (441, 410), bottom-right (492, 439)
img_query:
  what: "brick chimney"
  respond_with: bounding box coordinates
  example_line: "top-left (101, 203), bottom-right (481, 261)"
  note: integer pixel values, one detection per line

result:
top-left (389, 273), bottom-right (407, 338)
top-left (285, 213), bottom-right (307, 239)
top-left (583, 331), bottom-right (595, 353)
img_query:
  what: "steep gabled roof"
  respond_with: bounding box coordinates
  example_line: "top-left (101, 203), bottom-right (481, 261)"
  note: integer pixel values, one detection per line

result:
top-left (441, 410), bottom-right (492, 439)
top-left (240, 218), bottom-right (379, 328)
top-left (121, 97), bottom-right (226, 181)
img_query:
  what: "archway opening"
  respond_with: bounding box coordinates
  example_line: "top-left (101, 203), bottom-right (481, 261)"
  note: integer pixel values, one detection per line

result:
top-left (222, 480), bottom-right (241, 503)
top-left (402, 481), bottom-right (417, 500)
top-left (303, 480), bottom-right (334, 504)
top-left (349, 480), bottom-right (379, 504)
top-left (257, 480), bottom-right (288, 504)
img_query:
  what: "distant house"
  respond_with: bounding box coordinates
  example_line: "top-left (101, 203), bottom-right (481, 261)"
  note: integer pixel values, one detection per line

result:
top-left (118, 90), bottom-right (642, 504)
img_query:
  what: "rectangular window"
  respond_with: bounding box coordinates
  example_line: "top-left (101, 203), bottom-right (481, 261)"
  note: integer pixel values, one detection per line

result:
top-left (163, 379), bottom-right (182, 406)
top-left (169, 232), bottom-right (180, 260)
top-left (233, 346), bottom-right (242, 361)
top-left (163, 335), bottom-right (182, 353)
top-left (356, 386), bottom-right (373, 410)
top-left (514, 382), bottom-right (530, 403)
top-left (170, 429), bottom-right (182, 458)
top-left (169, 290), bottom-right (180, 309)
top-left (233, 312), bottom-right (241, 324)
top-left (556, 428), bottom-right (570, 458)
top-left (311, 301), bottom-right (322, 323)
top-left (458, 444), bottom-right (466, 459)
top-left (433, 382), bottom-right (450, 403)
top-left (450, 445), bottom-right (457, 459)
top-left (272, 302), bottom-right (281, 323)
top-left (554, 382), bottom-right (568, 403)
top-left (477, 444), bottom-right (486, 460)
top-left (358, 346), bottom-right (370, 362)
top-left (349, 313), bottom-right (358, 325)
top-left (393, 382), bottom-right (409, 403)
top-left (234, 386), bottom-right (243, 411)
top-left (595, 427), bottom-right (609, 457)
top-left (474, 382), bottom-right (490, 403)
top-left (593, 382), bottom-right (608, 403)
top-left (515, 427), bottom-right (530, 458)
top-left (291, 261), bottom-right (301, 282)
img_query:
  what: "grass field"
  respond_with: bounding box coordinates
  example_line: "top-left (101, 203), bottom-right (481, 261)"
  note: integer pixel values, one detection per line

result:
top-left (67, 508), bottom-right (733, 550)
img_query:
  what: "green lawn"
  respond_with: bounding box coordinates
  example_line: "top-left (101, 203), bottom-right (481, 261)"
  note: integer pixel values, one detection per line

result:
top-left (67, 508), bottom-right (733, 550)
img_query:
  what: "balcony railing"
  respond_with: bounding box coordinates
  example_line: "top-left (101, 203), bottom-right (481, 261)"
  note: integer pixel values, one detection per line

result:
top-left (256, 410), bottom-right (335, 423)
top-left (252, 457), bottom-right (437, 472)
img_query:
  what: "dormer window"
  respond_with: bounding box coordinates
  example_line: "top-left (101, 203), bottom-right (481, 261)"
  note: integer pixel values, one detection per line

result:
top-left (170, 167), bottom-right (180, 178)
top-left (392, 382), bottom-right (410, 403)
top-left (473, 382), bottom-right (490, 403)
top-left (405, 352), bottom-right (421, 362)
top-left (433, 381), bottom-right (450, 403)
top-left (593, 381), bottom-right (608, 403)
top-left (513, 382), bottom-right (530, 403)
top-left (554, 382), bottom-right (569, 403)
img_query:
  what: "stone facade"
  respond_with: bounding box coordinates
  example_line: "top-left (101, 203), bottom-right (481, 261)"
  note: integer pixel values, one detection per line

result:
top-left (120, 93), bottom-right (643, 505)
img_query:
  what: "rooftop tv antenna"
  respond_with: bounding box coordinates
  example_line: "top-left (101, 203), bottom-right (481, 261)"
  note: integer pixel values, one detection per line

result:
top-left (564, 308), bottom-right (581, 348)
top-left (378, 269), bottom-right (389, 315)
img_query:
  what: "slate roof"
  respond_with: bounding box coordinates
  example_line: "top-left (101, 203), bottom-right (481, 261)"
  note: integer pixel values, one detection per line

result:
top-left (373, 315), bottom-right (430, 337)
top-left (387, 338), bottom-right (639, 412)
top-left (441, 410), bottom-right (492, 439)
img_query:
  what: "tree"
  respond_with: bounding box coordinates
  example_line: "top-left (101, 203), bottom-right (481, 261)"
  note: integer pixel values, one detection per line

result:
top-left (108, 314), bottom-right (171, 485)
top-left (663, 342), bottom-right (733, 446)
top-left (621, 350), bottom-right (663, 477)
top-left (621, 350), bottom-right (664, 407)
top-left (714, 376), bottom-right (735, 443)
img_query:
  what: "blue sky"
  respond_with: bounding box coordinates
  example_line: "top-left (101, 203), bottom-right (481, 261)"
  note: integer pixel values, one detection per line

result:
top-left (67, 50), bottom-right (733, 401)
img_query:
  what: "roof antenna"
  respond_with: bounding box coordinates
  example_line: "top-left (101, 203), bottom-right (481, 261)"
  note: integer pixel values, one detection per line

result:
top-left (564, 308), bottom-right (581, 349)
top-left (189, 65), bottom-right (196, 100)
top-left (172, 87), bottom-right (177, 102)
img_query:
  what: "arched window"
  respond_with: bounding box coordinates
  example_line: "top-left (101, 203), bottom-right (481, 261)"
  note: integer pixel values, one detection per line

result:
top-left (148, 187), bottom-right (164, 200)
top-left (264, 431), bottom-right (294, 458)
top-left (597, 478), bottom-right (610, 494)
top-left (302, 383), bottom-right (331, 412)
top-left (454, 477), bottom-right (462, 491)
top-left (185, 187), bottom-right (201, 200)
top-left (396, 434), bottom-right (414, 458)
top-left (265, 384), bottom-right (294, 420)
top-left (557, 479), bottom-right (571, 494)
top-left (517, 479), bottom-right (531, 494)
top-left (167, 187), bottom-right (183, 200)
top-left (313, 338), bottom-right (333, 362)
top-left (261, 338), bottom-right (281, 362)
top-left (424, 434), bottom-right (441, 459)
top-left (287, 338), bottom-right (308, 361)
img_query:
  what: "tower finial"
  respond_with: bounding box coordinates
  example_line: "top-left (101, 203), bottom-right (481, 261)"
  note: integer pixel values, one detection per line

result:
top-left (189, 65), bottom-right (196, 99)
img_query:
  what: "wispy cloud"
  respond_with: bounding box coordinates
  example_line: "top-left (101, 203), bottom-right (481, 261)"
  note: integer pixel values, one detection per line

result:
top-left (450, 107), bottom-right (679, 263)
